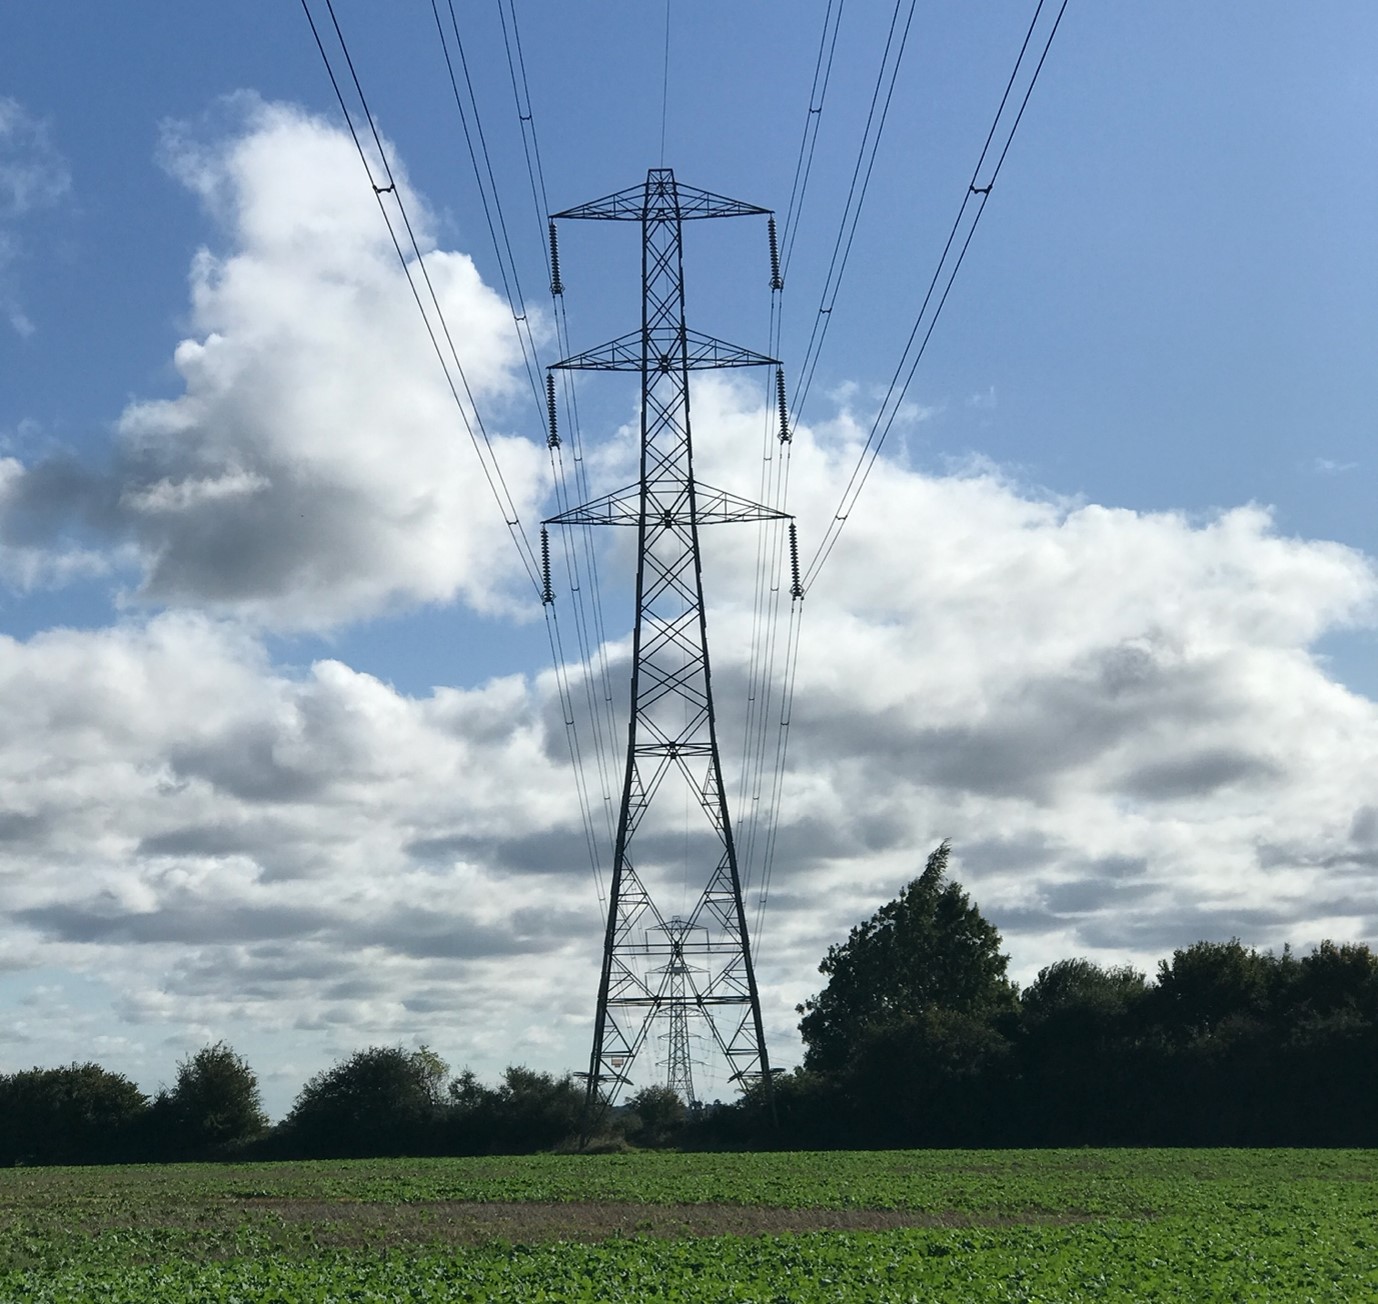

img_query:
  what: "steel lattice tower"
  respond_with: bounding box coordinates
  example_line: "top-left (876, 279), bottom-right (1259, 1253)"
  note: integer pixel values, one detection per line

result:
top-left (545, 169), bottom-right (787, 1129)
top-left (654, 919), bottom-right (699, 1105)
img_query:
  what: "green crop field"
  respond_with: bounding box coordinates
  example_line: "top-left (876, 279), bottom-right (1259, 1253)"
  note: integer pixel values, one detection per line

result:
top-left (0, 1149), bottom-right (1374, 1301)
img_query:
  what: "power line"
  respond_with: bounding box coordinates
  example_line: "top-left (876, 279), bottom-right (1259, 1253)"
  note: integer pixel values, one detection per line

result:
top-left (802, 0), bottom-right (1069, 590)
top-left (299, 0), bottom-right (543, 597)
top-left (737, 0), bottom-right (855, 932)
top-left (752, 594), bottom-right (805, 956)
top-left (302, 0), bottom-right (623, 916)
top-left (429, 0), bottom-right (546, 424)
top-left (427, 1), bottom-right (622, 894)
top-left (790, 0), bottom-right (918, 429)
top-left (778, 0), bottom-right (846, 284)
top-left (736, 0), bottom-right (863, 934)
top-left (756, 2), bottom-right (1069, 940)
top-left (659, 0), bottom-right (672, 166)
top-left (492, 0), bottom-right (624, 855)
top-left (734, 0), bottom-right (841, 849)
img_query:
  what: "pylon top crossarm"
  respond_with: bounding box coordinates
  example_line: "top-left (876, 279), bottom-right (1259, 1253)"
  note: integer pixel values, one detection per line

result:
top-left (553, 168), bottom-right (770, 223)
top-left (551, 328), bottom-right (778, 373)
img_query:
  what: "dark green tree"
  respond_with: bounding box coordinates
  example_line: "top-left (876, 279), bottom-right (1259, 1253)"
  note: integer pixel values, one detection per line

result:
top-left (797, 842), bottom-right (1017, 1072)
top-left (1271, 941), bottom-right (1378, 1145)
top-left (624, 1084), bottom-right (688, 1147)
top-left (733, 1067), bottom-right (847, 1148)
top-left (1150, 938), bottom-right (1276, 1039)
top-left (1020, 958), bottom-right (1149, 1022)
top-left (853, 1007), bottom-right (1018, 1145)
top-left (487, 1066), bottom-right (583, 1152)
top-left (1017, 958), bottom-right (1150, 1144)
top-left (283, 1046), bottom-right (447, 1158)
top-left (444, 1065), bottom-right (583, 1154)
top-left (1147, 942), bottom-right (1305, 1143)
top-left (155, 1042), bottom-right (268, 1157)
top-left (1293, 940), bottom-right (1378, 1018)
top-left (0, 1063), bottom-right (148, 1165)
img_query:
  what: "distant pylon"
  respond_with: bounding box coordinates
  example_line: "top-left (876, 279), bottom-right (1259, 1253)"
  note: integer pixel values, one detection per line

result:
top-left (545, 169), bottom-right (787, 1134)
top-left (655, 918), bottom-right (699, 1106)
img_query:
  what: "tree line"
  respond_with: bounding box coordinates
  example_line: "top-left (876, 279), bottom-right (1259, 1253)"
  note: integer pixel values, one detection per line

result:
top-left (3, 842), bottom-right (1374, 1163)
top-left (0, 1044), bottom-right (598, 1167)
top-left (717, 843), bottom-right (1378, 1150)
top-left (0, 1041), bottom-right (693, 1166)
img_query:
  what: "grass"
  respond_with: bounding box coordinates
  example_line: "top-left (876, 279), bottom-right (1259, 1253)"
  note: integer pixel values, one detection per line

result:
top-left (0, 1149), bottom-right (1373, 1300)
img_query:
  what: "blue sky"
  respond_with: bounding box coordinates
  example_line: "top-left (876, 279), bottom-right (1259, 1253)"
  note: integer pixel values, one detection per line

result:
top-left (3, 3), bottom-right (1377, 1114)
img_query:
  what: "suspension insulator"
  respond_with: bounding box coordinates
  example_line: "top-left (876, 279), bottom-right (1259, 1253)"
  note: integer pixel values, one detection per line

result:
top-left (768, 215), bottom-right (783, 291)
top-left (540, 526), bottom-right (554, 605)
top-left (775, 368), bottom-right (791, 444)
top-left (548, 221), bottom-right (564, 296)
top-left (546, 372), bottom-right (560, 449)
top-left (788, 521), bottom-right (804, 600)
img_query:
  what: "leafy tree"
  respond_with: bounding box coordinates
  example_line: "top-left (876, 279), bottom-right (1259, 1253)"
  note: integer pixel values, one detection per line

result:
top-left (707, 925), bottom-right (1378, 1150)
top-left (1293, 941), bottom-right (1378, 1018)
top-left (283, 1046), bottom-right (447, 1158)
top-left (739, 1067), bottom-right (846, 1148)
top-left (447, 1068), bottom-right (487, 1110)
top-left (1270, 942), bottom-right (1378, 1146)
top-left (444, 1065), bottom-right (583, 1154)
top-left (0, 1063), bottom-right (148, 1165)
top-left (1017, 959), bottom-right (1151, 1144)
top-left (1150, 938), bottom-right (1276, 1039)
top-left (797, 842), bottom-right (1016, 1072)
top-left (624, 1084), bottom-right (687, 1147)
top-left (1020, 958), bottom-right (1149, 1023)
top-left (488, 1066), bottom-right (583, 1152)
top-left (847, 1008), bottom-right (1017, 1146)
top-left (1142, 941), bottom-right (1361, 1144)
top-left (155, 1042), bottom-right (268, 1157)
top-left (410, 1044), bottom-right (450, 1106)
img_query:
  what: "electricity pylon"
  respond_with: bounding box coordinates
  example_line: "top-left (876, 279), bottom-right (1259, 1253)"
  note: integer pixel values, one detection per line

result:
top-left (654, 918), bottom-right (700, 1106)
top-left (544, 169), bottom-right (789, 1132)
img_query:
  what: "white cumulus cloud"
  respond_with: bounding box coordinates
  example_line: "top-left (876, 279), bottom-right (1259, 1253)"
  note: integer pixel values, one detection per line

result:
top-left (1, 96), bottom-right (551, 625)
top-left (114, 95), bottom-right (547, 630)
